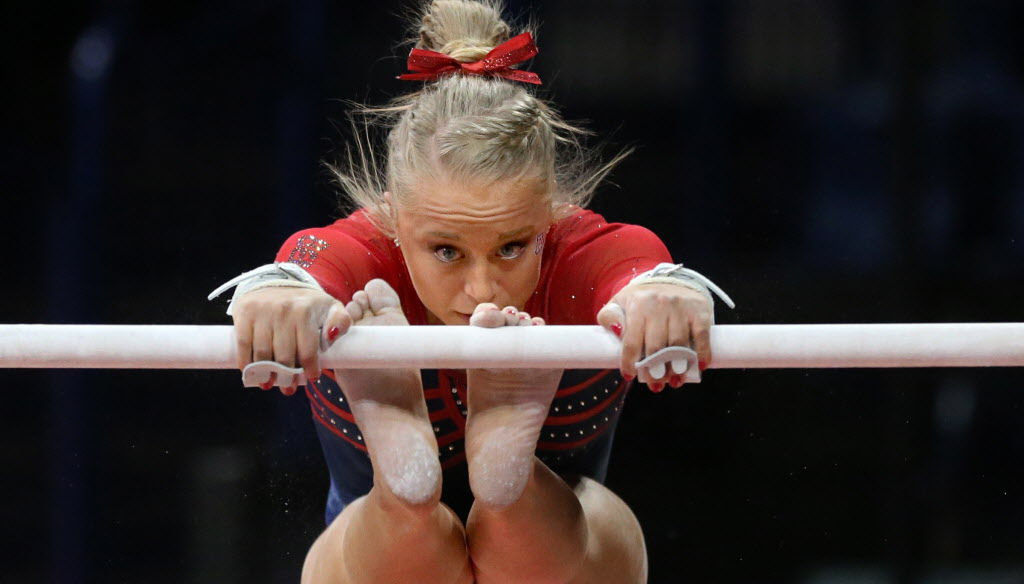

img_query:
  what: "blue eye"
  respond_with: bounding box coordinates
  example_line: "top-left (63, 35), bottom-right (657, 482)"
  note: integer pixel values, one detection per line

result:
top-left (433, 245), bottom-right (461, 263)
top-left (499, 242), bottom-right (526, 259)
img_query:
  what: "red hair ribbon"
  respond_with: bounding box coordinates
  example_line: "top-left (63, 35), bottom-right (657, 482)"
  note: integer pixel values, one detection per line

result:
top-left (398, 32), bottom-right (542, 85)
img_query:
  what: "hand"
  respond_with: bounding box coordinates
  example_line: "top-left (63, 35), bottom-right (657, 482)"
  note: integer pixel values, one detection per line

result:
top-left (231, 287), bottom-right (350, 395)
top-left (596, 283), bottom-right (712, 391)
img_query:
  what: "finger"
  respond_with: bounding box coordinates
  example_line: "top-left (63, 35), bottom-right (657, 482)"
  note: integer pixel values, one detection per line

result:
top-left (262, 371), bottom-right (278, 391)
top-left (252, 319), bottom-right (274, 363)
top-left (691, 313), bottom-right (712, 372)
top-left (667, 311), bottom-right (691, 376)
top-left (531, 316), bottom-right (545, 326)
top-left (516, 311), bottom-right (532, 326)
top-left (297, 319), bottom-right (321, 384)
top-left (667, 312), bottom-right (692, 388)
top-left (235, 318), bottom-right (255, 370)
top-left (321, 301), bottom-right (351, 350)
top-left (273, 320), bottom-right (297, 369)
top-left (619, 307), bottom-right (644, 381)
top-left (643, 313), bottom-right (670, 383)
top-left (596, 301), bottom-right (626, 338)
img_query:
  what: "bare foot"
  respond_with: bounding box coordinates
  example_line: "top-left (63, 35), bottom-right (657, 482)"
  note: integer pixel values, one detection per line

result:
top-left (464, 304), bottom-right (564, 508)
top-left (334, 279), bottom-right (441, 505)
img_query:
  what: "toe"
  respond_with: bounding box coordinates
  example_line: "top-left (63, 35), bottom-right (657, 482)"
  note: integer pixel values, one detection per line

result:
top-left (470, 303), bottom-right (505, 328)
top-left (365, 278), bottom-right (402, 313)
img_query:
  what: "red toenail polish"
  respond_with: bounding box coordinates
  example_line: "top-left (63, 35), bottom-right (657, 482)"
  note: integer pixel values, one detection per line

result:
top-left (260, 382), bottom-right (272, 390)
top-left (610, 323), bottom-right (623, 337)
top-left (699, 360), bottom-right (708, 372)
top-left (623, 372), bottom-right (635, 381)
top-left (327, 327), bottom-right (340, 342)
top-left (670, 375), bottom-right (682, 387)
top-left (651, 382), bottom-right (665, 393)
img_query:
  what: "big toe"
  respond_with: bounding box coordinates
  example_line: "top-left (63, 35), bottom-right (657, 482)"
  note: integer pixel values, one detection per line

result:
top-left (365, 278), bottom-right (402, 312)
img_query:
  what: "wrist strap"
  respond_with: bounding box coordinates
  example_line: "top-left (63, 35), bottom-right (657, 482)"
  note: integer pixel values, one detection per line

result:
top-left (628, 263), bottom-right (736, 309)
top-left (208, 262), bottom-right (324, 316)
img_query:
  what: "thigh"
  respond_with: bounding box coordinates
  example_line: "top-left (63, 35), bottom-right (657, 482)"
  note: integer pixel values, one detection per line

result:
top-left (567, 476), bottom-right (648, 584)
top-left (302, 495), bottom-right (477, 584)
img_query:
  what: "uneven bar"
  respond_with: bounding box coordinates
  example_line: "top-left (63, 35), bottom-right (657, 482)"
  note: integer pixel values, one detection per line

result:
top-left (2, 323), bottom-right (1023, 370)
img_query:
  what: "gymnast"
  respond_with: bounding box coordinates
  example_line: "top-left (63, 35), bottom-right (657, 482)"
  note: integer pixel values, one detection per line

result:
top-left (211, 1), bottom-right (731, 582)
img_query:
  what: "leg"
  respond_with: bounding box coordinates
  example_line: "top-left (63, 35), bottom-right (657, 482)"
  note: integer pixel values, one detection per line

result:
top-left (302, 280), bottom-right (474, 583)
top-left (466, 460), bottom-right (647, 584)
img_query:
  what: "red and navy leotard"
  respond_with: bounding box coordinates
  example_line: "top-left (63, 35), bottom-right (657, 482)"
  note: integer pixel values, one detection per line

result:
top-left (274, 207), bottom-right (673, 523)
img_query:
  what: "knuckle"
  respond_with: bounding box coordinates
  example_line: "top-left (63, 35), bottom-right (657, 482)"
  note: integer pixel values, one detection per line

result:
top-left (273, 301), bottom-right (292, 319)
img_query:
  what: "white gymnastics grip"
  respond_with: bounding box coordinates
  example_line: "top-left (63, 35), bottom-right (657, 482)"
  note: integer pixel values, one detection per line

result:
top-left (242, 347), bottom-right (701, 388)
top-left (634, 346), bottom-right (701, 383)
top-left (242, 361), bottom-right (307, 388)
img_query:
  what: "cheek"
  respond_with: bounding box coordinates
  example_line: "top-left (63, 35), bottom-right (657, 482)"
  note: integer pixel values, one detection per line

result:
top-left (509, 254), bottom-right (543, 302)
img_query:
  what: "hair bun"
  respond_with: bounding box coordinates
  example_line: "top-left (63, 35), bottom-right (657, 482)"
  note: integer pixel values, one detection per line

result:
top-left (417, 0), bottom-right (512, 62)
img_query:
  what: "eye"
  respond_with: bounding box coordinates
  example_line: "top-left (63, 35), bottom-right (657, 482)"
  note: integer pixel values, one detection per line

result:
top-left (498, 241), bottom-right (527, 260)
top-left (433, 245), bottom-right (462, 263)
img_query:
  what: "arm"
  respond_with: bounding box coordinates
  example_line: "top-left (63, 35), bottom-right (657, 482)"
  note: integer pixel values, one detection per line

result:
top-left (548, 216), bottom-right (722, 389)
top-left (216, 224), bottom-right (391, 393)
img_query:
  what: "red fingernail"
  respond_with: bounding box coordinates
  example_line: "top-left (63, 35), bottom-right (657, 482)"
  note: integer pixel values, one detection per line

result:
top-left (519, 313), bottom-right (528, 320)
top-left (699, 360), bottom-right (708, 372)
top-left (651, 382), bottom-right (665, 393)
top-left (505, 307), bottom-right (517, 314)
top-left (327, 326), bottom-right (341, 342)
top-left (670, 375), bottom-right (682, 387)
top-left (283, 386), bottom-right (296, 396)
top-left (610, 323), bottom-right (623, 337)
top-left (260, 382), bottom-right (273, 391)
top-left (623, 372), bottom-right (635, 381)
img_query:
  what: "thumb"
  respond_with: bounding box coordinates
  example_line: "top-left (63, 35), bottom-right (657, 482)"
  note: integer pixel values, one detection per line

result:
top-left (320, 300), bottom-right (353, 351)
top-left (596, 300), bottom-right (626, 338)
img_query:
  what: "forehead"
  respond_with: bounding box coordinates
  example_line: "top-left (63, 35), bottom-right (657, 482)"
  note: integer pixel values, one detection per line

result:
top-left (401, 175), bottom-right (551, 234)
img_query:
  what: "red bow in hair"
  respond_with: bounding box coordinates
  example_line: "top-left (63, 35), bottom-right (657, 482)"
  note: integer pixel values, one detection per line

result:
top-left (398, 32), bottom-right (542, 85)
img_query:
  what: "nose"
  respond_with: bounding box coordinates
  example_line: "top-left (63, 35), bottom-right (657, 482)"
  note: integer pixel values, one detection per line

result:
top-left (464, 261), bottom-right (497, 305)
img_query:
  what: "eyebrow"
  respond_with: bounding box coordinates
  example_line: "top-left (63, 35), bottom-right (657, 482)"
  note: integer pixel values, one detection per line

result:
top-left (426, 226), bottom-right (532, 241)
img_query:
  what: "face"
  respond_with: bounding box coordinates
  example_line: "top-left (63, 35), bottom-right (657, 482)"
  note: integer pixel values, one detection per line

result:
top-left (393, 174), bottom-right (553, 326)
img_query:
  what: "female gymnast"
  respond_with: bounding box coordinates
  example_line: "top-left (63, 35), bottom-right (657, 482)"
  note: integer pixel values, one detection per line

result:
top-left (212, 1), bottom-right (730, 582)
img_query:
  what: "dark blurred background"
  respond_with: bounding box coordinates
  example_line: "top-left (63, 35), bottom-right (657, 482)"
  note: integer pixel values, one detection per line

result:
top-left (3, 0), bottom-right (1023, 582)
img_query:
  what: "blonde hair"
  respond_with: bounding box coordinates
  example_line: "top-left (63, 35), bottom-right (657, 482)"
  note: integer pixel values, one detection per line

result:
top-left (331, 0), bottom-right (631, 236)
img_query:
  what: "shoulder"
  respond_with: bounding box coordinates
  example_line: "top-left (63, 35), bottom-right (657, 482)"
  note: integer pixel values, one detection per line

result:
top-left (279, 210), bottom-right (393, 260)
top-left (317, 209), bottom-right (391, 249)
top-left (545, 206), bottom-right (664, 255)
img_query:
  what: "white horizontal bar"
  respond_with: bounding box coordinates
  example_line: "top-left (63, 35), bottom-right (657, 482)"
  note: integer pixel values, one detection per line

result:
top-left (1, 323), bottom-right (1022, 370)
